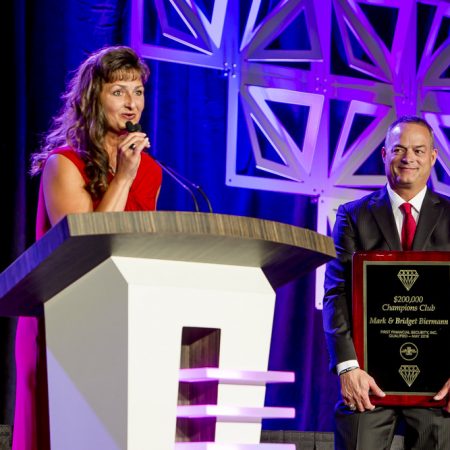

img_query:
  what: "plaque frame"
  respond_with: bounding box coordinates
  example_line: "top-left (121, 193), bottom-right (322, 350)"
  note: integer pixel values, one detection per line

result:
top-left (352, 251), bottom-right (450, 407)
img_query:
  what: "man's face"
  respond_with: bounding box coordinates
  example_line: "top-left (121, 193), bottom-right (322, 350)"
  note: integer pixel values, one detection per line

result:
top-left (382, 122), bottom-right (437, 196)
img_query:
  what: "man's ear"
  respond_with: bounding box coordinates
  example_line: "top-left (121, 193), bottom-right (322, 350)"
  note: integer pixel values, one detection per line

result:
top-left (431, 148), bottom-right (438, 167)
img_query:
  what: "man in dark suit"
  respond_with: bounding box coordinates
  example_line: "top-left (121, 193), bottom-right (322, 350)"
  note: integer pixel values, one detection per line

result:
top-left (323, 115), bottom-right (450, 449)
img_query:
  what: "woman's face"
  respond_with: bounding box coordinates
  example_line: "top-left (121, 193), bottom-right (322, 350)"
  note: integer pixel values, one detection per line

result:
top-left (99, 73), bottom-right (145, 133)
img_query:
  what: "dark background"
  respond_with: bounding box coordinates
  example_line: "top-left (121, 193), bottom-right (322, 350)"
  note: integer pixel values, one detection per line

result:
top-left (1, 0), bottom-right (448, 434)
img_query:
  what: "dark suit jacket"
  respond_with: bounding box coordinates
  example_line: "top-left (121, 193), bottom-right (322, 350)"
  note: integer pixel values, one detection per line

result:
top-left (323, 186), bottom-right (450, 371)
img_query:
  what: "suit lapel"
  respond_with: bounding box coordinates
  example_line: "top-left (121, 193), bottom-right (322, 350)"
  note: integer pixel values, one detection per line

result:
top-left (412, 190), bottom-right (443, 250)
top-left (370, 187), bottom-right (402, 250)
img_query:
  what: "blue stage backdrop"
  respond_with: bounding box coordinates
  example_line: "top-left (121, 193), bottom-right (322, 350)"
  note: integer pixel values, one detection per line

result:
top-left (1, 0), bottom-right (449, 433)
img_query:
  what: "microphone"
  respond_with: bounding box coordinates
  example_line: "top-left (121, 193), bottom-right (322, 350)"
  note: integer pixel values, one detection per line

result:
top-left (125, 121), bottom-right (213, 213)
top-left (157, 162), bottom-right (200, 212)
top-left (126, 121), bottom-right (142, 133)
top-left (159, 163), bottom-right (213, 213)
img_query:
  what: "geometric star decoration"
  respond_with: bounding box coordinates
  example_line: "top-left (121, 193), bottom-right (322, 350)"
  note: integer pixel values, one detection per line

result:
top-left (130, 0), bottom-right (450, 308)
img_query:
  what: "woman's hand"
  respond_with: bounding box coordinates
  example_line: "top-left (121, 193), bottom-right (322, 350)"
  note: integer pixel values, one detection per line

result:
top-left (114, 132), bottom-right (150, 181)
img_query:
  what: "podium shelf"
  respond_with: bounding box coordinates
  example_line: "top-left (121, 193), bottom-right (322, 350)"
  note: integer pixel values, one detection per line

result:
top-left (177, 405), bottom-right (295, 422)
top-left (175, 444), bottom-right (295, 450)
top-left (179, 368), bottom-right (295, 385)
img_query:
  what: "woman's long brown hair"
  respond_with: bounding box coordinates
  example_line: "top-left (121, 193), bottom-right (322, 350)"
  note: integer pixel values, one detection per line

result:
top-left (30, 46), bottom-right (149, 198)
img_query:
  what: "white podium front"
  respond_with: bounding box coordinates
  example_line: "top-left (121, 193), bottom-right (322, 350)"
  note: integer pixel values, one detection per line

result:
top-left (0, 212), bottom-right (335, 449)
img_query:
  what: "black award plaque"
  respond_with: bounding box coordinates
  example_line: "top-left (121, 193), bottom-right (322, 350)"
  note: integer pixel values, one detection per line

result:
top-left (353, 251), bottom-right (450, 407)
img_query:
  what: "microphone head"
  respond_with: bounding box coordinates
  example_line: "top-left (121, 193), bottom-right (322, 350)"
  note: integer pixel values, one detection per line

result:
top-left (125, 121), bottom-right (142, 132)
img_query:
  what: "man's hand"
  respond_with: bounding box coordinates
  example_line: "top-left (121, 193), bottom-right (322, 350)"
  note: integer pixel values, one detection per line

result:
top-left (433, 378), bottom-right (450, 412)
top-left (340, 368), bottom-right (385, 412)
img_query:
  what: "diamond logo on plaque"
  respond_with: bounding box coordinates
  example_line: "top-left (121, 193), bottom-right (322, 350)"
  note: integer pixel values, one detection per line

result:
top-left (399, 365), bottom-right (420, 387)
top-left (397, 269), bottom-right (419, 291)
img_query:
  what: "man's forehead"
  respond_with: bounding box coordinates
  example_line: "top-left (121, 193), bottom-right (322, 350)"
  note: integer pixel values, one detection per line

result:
top-left (387, 123), bottom-right (432, 145)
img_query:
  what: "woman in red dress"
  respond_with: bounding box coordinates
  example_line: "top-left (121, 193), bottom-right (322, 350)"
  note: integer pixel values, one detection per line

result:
top-left (13, 46), bottom-right (162, 450)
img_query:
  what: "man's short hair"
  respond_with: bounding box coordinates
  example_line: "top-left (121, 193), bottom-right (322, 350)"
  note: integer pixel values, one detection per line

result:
top-left (385, 115), bottom-right (435, 148)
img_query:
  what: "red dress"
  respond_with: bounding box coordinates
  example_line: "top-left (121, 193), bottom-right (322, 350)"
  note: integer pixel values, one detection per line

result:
top-left (13, 147), bottom-right (162, 450)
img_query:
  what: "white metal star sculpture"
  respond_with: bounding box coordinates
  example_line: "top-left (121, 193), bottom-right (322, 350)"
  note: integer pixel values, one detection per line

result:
top-left (131, 0), bottom-right (450, 307)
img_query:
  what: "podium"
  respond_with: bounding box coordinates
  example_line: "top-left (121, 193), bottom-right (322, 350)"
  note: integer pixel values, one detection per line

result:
top-left (0, 212), bottom-right (335, 449)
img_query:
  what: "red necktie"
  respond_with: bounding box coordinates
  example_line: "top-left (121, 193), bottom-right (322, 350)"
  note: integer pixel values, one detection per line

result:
top-left (400, 203), bottom-right (416, 251)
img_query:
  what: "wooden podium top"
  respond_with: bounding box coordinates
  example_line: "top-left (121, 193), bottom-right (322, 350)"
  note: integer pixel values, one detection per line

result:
top-left (0, 212), bottom-right (336, 316)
